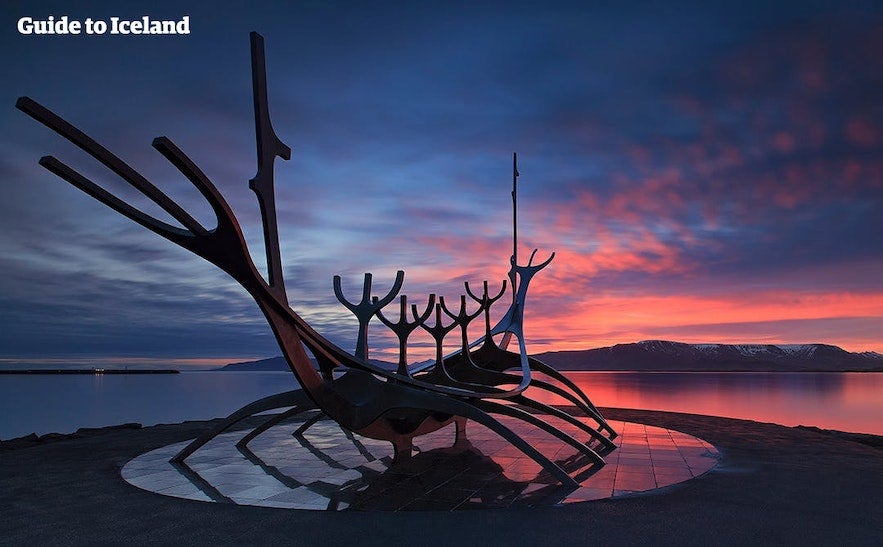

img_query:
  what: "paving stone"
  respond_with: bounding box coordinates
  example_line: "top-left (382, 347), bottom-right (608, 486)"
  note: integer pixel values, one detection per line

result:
top-left (119, 416), bottom-right (718, 510)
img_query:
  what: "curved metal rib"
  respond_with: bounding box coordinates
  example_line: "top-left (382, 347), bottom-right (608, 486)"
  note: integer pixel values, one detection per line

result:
top-left (171, 389), bottom-right (312, 463)
top-left (384, 390), bottom-right (580, 488)
top-left (15, 97), bottom-right (208, 237)
top-left (236, 404), bottom-right (315, 448)
top-left (462, 409), bottom-right (578, 487)
top-left (510, 395), bottom-right (616, 450)
top-left (293, 410), bottom-right (326, 437)
top-left (435, 353), bottom-right (613, 446)
top-left (527, 356), bottom-right (616, 437)
top-left (471, 400), bottom-right (605, 465)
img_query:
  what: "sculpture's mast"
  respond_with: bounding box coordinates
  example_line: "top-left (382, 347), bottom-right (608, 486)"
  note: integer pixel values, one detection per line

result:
top-left (512, 152), bottom-right (518, 268)
top-left (510, 152), bottom-right (519, 303)
top-left (249, 32), bottom-right (291, 303)
top-left (499, 152), bottom-right (519, 350)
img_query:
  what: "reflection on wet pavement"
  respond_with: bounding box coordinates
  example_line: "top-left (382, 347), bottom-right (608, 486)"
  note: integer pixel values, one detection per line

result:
top-left (122, 412), bottom-right (719, 510)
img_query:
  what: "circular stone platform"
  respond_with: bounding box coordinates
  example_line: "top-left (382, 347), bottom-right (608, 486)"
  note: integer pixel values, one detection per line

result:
top-left (122, 412), bottom-right (719, 510)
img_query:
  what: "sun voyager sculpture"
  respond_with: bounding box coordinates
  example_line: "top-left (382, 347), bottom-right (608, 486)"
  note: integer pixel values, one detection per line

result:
top-left (17, 33), bottom-right (617, 489)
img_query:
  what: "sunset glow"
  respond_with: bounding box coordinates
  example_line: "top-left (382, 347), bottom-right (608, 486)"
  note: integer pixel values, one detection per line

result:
top-left (2, 2), bottom-right (881, 365)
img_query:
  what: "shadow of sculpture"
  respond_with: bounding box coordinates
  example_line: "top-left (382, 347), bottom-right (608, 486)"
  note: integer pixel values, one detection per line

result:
top-left (165, 413), bottom-right (598, 510)
top-left (17, 31), bottom-right (616, 488)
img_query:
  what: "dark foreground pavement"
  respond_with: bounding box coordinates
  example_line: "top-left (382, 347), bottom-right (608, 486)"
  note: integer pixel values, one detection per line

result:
top-left (1, 408), bottom-right (881, 546)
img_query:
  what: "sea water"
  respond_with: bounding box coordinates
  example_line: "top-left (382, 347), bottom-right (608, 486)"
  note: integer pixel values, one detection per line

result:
top-left (1, 371), bottom-right (881, 440)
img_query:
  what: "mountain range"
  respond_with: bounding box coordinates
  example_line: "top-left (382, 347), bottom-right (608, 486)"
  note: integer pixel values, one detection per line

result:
top-left (218, 341), bottom-right (883, 372)
top-left (534, 341), bottom-right (883, 372)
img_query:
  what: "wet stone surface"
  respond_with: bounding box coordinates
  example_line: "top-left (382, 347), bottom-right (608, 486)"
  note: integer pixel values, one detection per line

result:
top-left (122, 413), bottom-right (719, 511)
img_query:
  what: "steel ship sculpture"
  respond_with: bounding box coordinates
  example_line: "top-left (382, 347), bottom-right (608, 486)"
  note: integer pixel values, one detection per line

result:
top-left (17, 33), bottom-right (616, 488)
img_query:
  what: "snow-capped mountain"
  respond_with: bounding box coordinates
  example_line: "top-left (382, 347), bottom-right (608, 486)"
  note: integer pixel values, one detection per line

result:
top-left (220, 341), bottom-right (883, 372)
top-left (536, 341), bottom-right (883, 371)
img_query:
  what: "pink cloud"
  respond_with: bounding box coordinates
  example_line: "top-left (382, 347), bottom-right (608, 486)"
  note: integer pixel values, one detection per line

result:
top-left (846, 118), bottom-right (878, 148)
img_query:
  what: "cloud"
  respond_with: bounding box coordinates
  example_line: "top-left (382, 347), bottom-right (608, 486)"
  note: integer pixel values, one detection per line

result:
top-left (1, 1), bottom-right (882, 363)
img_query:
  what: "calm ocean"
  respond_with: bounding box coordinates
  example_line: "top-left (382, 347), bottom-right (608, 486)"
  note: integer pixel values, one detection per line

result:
top-left (1, 371), bottom-right (881, 440)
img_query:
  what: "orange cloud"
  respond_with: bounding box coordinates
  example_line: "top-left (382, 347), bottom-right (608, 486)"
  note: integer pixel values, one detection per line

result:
top-left (521, 289), bottom-right (883, 354)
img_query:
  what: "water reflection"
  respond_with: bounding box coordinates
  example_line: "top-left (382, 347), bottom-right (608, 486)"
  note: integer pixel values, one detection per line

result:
top-left (531, 372), bottom-right (883, 435)
top-left (0, 372), bottom-right (297, 440)
top-left (1, 371), bottom-right (881, 439)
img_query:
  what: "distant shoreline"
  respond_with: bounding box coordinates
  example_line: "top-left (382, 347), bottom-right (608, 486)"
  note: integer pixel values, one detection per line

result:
top-left (216, 341), bottom-right (883, 373)
top-left (0, 369), bottom-right (179, 375)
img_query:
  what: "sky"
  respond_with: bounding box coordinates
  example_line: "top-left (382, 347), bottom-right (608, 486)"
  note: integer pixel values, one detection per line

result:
top-left (1, 1), bottom-right (882, 367)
